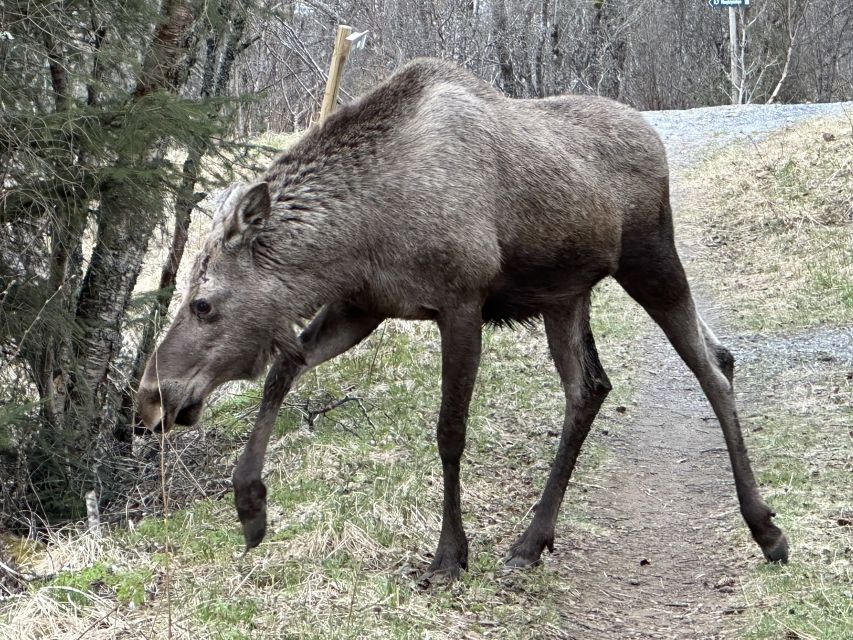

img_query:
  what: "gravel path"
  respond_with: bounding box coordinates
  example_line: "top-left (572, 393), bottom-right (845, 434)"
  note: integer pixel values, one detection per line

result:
top-left (644, 101), bottom-right (853, 168)
top-left (547, 100), bottom-right (852, 639)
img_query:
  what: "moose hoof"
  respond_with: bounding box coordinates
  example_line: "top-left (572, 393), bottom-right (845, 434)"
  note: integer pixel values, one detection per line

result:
top-left (761, 530), bottom-right (789, 564)
top-left (240, 509), bottom-right (268, 552)
top-left (503, 531), bottom-right (554, 569)
top-left (421, 541), bottom-right (468, 583)
top-left (234, 477), bottom-right (268, 551)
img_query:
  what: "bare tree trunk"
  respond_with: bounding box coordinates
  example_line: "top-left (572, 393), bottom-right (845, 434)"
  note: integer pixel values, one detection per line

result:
top-left (729, 7), bottom-right (741, 104)
top-left (610, 10), bottom-right (628, 101)
top-left (534, 0), bottom-right (549, 97)
top-left (768, 0), bottom-right (810, 104)
top-left (516, 3), bottom-right (536, 96)
top-left (34, 28), bottom-right (90, 447)
top-left (589, 0), bottom-right (606, 92)
top-left (75, 0), bottom-right (196, 395)
top-left (551, 20), bottom-right (564, 91)
top-left (56, 0), bottom-right (200, 511)
top-left (132, 0), bottom-right (197, 100)
top-left (492, 0), bottom-right (519, 97)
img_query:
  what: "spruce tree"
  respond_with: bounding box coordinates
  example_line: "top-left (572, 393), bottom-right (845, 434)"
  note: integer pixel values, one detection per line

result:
top-left (0, 0), bottom-right (253, 526)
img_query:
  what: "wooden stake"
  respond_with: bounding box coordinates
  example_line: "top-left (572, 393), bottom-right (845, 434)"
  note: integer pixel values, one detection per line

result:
top-left (319, 24), bottom-right (353, 122)
top-left (85, 490), bottom-right (101, 539)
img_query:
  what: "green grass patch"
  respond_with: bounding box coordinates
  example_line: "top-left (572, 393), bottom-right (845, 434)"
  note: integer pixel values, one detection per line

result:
top-left (40, 562), bottom-right (152, 607)
top-left (125, 502), bottom-right (246, 564)
top-left (195, 591), bottom-right (261, 634)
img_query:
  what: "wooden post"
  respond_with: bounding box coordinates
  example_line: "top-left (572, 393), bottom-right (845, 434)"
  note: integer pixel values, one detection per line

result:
top-left (319, 24), bottom-right (353, 122)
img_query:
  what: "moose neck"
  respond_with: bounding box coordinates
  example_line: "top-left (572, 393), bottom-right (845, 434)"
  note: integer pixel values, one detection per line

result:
top-left (256, 147), bottom-right (371, 324)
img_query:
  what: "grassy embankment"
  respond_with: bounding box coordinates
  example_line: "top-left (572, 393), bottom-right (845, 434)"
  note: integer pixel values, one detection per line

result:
top-left (680, 115), bottom-right (853, 640)
top-left (1, 129), bottom-right (643, 638)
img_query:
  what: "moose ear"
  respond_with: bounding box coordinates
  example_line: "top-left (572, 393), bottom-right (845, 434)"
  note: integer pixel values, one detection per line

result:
top-left (223, 181), bottom-right (271, 248)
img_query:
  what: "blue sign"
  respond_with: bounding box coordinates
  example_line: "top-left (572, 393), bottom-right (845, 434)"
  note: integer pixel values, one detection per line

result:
top-left (708, 0), bottom-right (750, 6)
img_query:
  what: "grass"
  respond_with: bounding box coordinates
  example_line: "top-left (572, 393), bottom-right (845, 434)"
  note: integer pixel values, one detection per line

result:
top-left (680, 115), bottom-right (853, 331)
top-left (45, 563), bottom-right (152, 608)
top-left (734, 357), bottom-right (852, 640)
top-left (0, 282), bottom-right (641, 639)
top-left (679, 114), bottom-right (853, 639)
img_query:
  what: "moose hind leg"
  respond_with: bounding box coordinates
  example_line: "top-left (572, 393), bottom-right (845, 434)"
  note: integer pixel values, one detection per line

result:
top-left (505, 295), bottom-right (611, 567)
top-left (617, 253), bottom-right (788, 563)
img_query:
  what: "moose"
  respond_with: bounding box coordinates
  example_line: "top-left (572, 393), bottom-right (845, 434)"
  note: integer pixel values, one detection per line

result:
top-left (137, 58), bottom-right (788, 576)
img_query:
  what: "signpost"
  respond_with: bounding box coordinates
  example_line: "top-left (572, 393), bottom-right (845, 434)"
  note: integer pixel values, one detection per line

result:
top-left (709, 0), bottom-right (749, 104)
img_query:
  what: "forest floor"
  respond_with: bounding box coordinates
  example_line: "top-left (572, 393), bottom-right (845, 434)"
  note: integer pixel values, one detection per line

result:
top-left (1, 105), bottom-right (851, 639)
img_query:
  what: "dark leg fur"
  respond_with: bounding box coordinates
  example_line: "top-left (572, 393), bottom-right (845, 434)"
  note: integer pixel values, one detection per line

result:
top-left (233, 357), bottom-right (298, 551)
top-left (424, 304), bottom-right (482, 578)
top-left (505, 296), bottom-right (611, 567)
top-left (714, 345), bottom-right (734, 385)
top-left (616, 231), bottom-right (787, 564)
top-left (234, 301), bottom-right (382, 551)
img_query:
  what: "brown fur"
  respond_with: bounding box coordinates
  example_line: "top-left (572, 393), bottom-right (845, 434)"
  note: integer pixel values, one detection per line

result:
top-left (138, 59), bottom-right (787, 575)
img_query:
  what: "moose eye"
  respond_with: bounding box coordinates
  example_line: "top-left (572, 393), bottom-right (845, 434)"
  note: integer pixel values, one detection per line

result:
top-left (192, 299), bottom-right (211, 317)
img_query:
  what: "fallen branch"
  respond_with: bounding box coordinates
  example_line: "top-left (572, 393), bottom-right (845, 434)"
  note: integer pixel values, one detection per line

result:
top-left (0, 558), bottom-right (56, 585)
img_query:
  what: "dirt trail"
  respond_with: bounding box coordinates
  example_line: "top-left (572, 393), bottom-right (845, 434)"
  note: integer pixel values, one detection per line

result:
top-left (549, 303), bottom-right (748, 639)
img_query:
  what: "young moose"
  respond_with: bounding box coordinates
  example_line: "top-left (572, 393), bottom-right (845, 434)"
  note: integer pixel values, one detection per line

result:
top-left (137, 59), bottom-right (788, 575)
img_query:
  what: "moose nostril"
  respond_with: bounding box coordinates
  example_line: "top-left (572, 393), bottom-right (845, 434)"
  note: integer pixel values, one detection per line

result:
top-left (139, 402), bottom-right (163, 430)
top-left (137, 386), bottom-right (164, 429)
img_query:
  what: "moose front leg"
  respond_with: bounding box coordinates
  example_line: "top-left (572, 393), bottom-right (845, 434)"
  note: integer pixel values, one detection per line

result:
top-left (426, 304), bottom-right (482, 578)
top-left (233, 302), bottom-right (382, 550)
top-left (233, 357), bottom-right (299, 550)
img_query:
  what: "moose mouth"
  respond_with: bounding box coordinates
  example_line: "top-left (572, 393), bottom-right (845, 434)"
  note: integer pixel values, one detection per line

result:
top-left (174, 398), bottom-right (204, 427)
